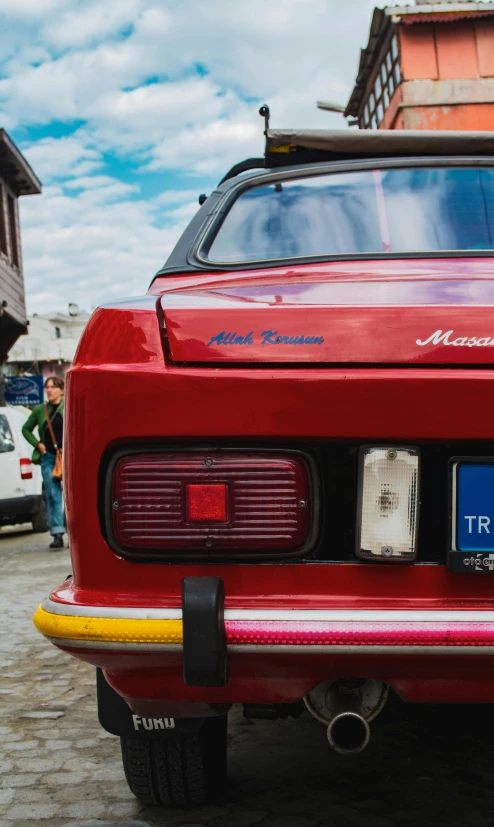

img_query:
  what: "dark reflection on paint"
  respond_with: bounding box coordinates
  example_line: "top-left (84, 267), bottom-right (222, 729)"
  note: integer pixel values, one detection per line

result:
top-left (207, 167), bottom-right (494, 263)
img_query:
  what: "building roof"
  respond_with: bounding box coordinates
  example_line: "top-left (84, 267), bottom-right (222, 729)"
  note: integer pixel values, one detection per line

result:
top-left (266, 128), bottom-right (494, 159)
top-left (0, 130), bottom-right (42, 196)
top-left (7, 311), bottom-right (89, 364)
top-left (345, 8), bottom-right (391, 118)
top-left (390, 2), bottom-right (494, 18)
top-left (345, 3), bottom-right (494, 117)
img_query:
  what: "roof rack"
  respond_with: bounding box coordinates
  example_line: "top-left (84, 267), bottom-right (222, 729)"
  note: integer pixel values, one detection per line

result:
top-left (216, 106), bottom-right (494, 187)
top-left (217, 157), bottom-right (265, 185)
top-left (265, 128), bottom-right (494, 165)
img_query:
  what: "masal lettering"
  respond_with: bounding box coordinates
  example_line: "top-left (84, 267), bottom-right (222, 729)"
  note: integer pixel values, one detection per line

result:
top-left (416, 330), bottom-right (494, 348)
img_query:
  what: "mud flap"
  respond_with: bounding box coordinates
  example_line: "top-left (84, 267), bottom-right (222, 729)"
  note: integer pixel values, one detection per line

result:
top-left (96, 669), bottom-right (204, 738)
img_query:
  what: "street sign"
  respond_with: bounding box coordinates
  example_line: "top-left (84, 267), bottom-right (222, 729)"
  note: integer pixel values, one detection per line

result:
top-left (5, 375), bottom-right (44, 407)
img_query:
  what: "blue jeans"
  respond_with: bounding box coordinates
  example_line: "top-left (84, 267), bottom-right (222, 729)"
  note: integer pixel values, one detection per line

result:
top-left (41, 453), bottom-right (65, 535)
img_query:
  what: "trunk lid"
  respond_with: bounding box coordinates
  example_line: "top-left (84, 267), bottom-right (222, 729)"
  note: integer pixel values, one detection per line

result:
top-left (160, 258), bottom-right (494, 365)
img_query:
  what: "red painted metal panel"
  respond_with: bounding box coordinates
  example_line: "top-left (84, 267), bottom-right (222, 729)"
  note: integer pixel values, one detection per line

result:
top-left (52, 256), bottom-right (494, 708)
top-left (52, 645), bottom-right (494, 705)
top-left (51, 557), bottom-right (494, 608)
top-left (164, 305), bottom-right (494, 365)
top-left (157, 259), bottom-right (494, 365)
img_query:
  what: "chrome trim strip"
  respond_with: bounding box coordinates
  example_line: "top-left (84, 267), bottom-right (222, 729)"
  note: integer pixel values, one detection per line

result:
top-left (42, 598), bottom-right (182, 620)
top-left (43, 597), bottom-right (494, 623)
top-left (232, 644), bottom-right (494, 655)
top-left (48, 637), bottom-right (182, 652)
top-left (47, 636), bottom-right (494, 655)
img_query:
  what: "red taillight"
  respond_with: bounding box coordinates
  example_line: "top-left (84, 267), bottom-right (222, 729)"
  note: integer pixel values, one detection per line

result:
top-left (20, 458), bottom-right (33, 480)
top-left (111, 452), bottom-right (313, 558)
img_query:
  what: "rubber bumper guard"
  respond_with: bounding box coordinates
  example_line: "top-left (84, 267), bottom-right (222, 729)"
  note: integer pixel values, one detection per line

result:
top-left (182, 576), bottom-right (228, 687)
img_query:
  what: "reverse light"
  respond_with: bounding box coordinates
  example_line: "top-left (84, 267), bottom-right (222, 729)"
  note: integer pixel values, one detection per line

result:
top-left (20, 458), bottom-right (33, 480)
top-left (110, 451), bottom-right (314, 559)
top-left (356, 447), bottom-right (419, 562)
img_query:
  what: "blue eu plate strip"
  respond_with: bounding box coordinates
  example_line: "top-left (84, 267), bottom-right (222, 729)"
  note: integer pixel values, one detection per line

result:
top-left (457, 464), bottom-right (494, 552)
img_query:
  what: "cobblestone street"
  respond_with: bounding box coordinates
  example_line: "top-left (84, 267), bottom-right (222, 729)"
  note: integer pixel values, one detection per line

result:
top-left (2, 527), bottom-right (494, 827)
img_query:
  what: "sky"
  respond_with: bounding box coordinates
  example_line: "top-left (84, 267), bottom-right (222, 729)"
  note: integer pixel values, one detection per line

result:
top-left (0, 0), bottom-right (377, 315)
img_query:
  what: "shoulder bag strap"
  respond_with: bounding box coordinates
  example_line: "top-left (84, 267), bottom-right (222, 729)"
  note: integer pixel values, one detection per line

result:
top-left (44, 403), bottom-right (59, 451)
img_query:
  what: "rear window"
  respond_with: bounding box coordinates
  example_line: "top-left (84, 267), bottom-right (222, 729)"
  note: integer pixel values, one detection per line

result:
top-left (0, 415), bottom-right (14, 453)
top-left (204, 166), bottom-right (494, 263)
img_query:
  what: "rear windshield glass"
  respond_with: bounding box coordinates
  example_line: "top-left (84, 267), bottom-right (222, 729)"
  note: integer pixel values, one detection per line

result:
top-left (0, 415), bottom-right (14, 453)
top-left (205, 167), bottom-right (494, 263)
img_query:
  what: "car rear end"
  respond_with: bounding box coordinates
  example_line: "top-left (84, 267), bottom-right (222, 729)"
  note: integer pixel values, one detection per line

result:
top-left (34, 129), bottom-right (494, 805)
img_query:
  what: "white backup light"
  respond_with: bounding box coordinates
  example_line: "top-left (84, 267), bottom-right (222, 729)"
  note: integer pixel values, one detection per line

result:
top-left (356, 447), bottom-right (420, 562)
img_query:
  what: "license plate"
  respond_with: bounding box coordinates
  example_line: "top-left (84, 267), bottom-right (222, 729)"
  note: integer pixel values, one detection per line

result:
top-left (450, 460), bottom-right (494, 572)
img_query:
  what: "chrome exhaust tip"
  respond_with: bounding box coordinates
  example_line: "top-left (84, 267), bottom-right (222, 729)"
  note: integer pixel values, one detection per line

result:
top-left (304, 679), bottom-right (388, 755)
top-left (327, 711), bottom-right (371, 755)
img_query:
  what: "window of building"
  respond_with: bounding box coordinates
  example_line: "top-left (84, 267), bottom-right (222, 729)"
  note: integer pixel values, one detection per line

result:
top-left (359, 36), bottom-right (402, 129)
top-left (7, 195), bottom-right (19, 268)
top-left (55, 326), bottom-right (61, 339)
top-left (391, 34), bottom-right (398, 60)
top-left (0, 184), bottom-right (8, 257)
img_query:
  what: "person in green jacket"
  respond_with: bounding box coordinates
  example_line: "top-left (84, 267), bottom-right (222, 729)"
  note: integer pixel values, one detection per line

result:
top-left (22, 376), bottom-right (66, 550)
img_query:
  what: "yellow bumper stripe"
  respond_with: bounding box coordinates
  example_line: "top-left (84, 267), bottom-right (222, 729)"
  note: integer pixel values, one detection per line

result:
top-left (33, 605), bottom-right (183, 644)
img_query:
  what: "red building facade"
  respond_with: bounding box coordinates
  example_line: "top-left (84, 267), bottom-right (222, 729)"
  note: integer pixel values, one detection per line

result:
top-left (346, 1), bottom-right (494, 130)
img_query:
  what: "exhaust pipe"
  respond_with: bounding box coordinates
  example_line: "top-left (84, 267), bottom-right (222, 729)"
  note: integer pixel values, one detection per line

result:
top-left (304, 679), bottom-right (388, 755)
top-left (327, 710), bottom-right (370, 755)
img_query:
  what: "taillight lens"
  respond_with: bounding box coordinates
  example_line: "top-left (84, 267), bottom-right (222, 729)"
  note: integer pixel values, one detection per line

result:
top-left (356, 446), bottom-right (419, 562)
top-left (20, 458), bottom-right (33, 480)
top-left (111, 452), bottom-right (312, 558)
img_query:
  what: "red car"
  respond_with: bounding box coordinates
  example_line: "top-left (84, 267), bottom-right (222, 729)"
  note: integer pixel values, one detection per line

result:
top-left (34, 121), bottom-right (494, 807)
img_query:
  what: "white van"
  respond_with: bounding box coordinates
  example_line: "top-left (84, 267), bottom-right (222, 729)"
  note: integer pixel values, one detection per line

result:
top-left (0, 406), bottom-right (48, 533)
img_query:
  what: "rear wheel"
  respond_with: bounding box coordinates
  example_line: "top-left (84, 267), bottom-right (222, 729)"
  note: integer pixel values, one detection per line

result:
top-left (120, 714), bottom-right (227, 807)
top-left (32, 493), bottom-right (49, 533)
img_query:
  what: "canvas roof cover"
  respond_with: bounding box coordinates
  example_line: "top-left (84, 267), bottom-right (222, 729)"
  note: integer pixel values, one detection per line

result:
top-left (266, 129), bottom-right (494, 159)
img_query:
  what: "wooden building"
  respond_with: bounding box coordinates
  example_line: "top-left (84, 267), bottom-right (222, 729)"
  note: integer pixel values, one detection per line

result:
top-left (346, 1), bottom-right (494, 130)
top-left (0, 130), bottom-right (41, 367)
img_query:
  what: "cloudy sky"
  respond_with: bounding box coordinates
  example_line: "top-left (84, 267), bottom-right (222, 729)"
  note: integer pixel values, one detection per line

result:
top-left (0, 0), bottom-right (376, 315)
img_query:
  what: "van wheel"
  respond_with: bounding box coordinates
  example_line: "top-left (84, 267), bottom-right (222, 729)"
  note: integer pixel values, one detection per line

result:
top-left (32, 494), bottom-right (49, 533)
top-left (120, 715), bottom-right (227, 808)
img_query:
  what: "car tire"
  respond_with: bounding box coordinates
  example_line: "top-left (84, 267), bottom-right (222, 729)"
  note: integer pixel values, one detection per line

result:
top-left (32, 493), bottom-right (49, 533)
top-left (120, 714), bottom-right (227, 807)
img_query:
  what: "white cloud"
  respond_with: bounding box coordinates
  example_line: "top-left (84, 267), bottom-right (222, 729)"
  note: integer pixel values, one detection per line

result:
top-left (19, 176), bottom-right (190, 315)
top-left (154, 189), bottom-right (199, 206)
top-left (22, 136), bottom-right (102, 180)
top-left (64, 175), bottom-right (121, 190)
top-left (88, 77), bottom-right (238, 152)
top-left (41, 1), bottom-right (145, 49)
top-left (148, 114), bottom-right (263, 175)
top-left (2, 0), bottom-right (379, 316)
top-left (0, 0), bottom-right (65, 21)
top-left (0, 0), bottom-right (375, 134)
